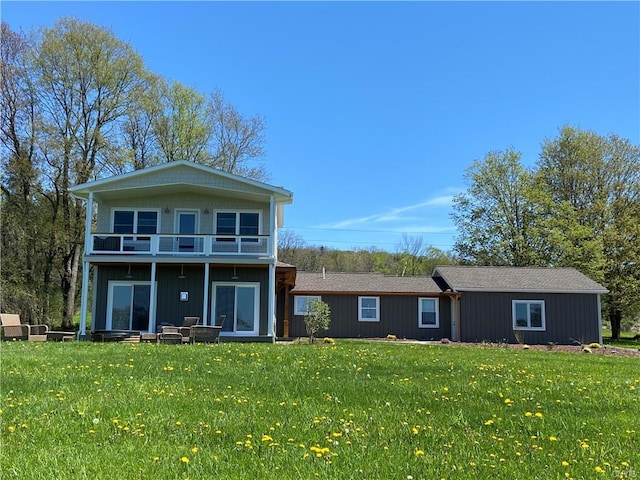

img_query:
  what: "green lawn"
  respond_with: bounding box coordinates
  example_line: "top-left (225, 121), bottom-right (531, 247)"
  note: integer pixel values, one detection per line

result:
top-left (602, 329), bottom-right (640, 350)
top-left (1, 341), bottom-right (638, 479)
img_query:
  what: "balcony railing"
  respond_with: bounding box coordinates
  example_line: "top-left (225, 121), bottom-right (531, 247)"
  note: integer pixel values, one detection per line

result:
top-left (90, 234), bottom-right (271, 256)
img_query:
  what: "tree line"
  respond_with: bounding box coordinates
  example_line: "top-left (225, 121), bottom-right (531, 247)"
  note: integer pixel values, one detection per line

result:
top-left (278, 231), bottom-right (456, 276)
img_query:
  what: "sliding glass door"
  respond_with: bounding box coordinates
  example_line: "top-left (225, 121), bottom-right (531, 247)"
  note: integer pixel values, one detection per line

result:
top-left (212, 283), bottom-right (260, 335)
top-left (107, 282), bottom-right (151, 331)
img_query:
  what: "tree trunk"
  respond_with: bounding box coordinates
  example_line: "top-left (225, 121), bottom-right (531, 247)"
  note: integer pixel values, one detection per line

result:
top-left (61, 243), bottom-right (81, 330)
top-left (609, 306), bottom-right (622, 341)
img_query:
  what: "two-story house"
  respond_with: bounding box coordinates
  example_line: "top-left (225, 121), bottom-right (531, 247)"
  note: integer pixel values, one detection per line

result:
top-left (70, 161), bottom-right (293, 341)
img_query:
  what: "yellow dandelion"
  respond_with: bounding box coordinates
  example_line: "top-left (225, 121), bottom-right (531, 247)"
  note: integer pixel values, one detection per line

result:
top-left (484, 419), bottom-right (494, 426)
top-left (191, 447), bottom-right (198, 454)
top-left (415, 449), bottom-right (425, 456)
top-left (535, 412), bottom-right (543, 418)
top-left (594, 466), bottom-right (604, 473)
top-left (549, 436), bottom-right (558, 441)
top-left (153, 456), bottom-right (160, 462)
top-left (561, 461), bottom-right (569, 467)
top-left (525, 411), bottom-right (533, 417)
top-left (181, 456), bottom-right (189, 463)
top-left (7, 425), bottom-right (15, 433)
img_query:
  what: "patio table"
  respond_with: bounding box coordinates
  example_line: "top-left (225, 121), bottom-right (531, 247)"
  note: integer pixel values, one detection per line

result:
top-left (47, 331), bottom-right (75, 342)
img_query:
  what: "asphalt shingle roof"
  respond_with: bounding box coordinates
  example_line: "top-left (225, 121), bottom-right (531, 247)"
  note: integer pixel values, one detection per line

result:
top-left (433, 266), bottom-right (608, 294)
top-left (291, 271), bottom-right (443, 295)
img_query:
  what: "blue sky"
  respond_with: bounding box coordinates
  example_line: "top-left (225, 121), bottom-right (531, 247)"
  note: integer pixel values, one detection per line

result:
top-left (3, 1), bottom-right (639, 252)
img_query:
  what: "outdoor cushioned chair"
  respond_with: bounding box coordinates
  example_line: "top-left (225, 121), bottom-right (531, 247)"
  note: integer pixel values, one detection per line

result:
top-left (158, 317), bottom-right (200, 344)
top-left (0, 313), bottom-right (48, 341)
top-left (190, 315), bottom-right (225, 344)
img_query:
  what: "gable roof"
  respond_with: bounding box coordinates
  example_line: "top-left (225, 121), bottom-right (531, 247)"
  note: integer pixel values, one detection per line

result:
top-left (433, 266), bottom-right (608, 294)
top-left (291, 271), bottom-right (443, 295)
top-left (69, 160), bottom-right (293, 204)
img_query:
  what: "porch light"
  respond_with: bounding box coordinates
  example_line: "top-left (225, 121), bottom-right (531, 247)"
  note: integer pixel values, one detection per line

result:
top-left (231, 266), bottom-right (239, 280)
top-left (203, 207), bottom-right (210, 214)
top-left (164, 207), bottom-right (170, 214)
top-left (178, 264), bottom-right (186, 279)
top-left (125, 264), bottom-right (133, 279)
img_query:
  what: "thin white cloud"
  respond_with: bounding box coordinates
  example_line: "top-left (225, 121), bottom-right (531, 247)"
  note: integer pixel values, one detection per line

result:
top-left (318, 194), bottom-right (457, 229)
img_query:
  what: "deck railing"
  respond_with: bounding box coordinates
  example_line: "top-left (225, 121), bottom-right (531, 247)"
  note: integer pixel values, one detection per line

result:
top-left (90, 234), bottom-right (271, 256)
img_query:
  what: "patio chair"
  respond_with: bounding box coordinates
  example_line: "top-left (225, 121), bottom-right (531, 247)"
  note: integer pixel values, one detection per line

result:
top-left (190, 315), bottom-right (225, 345)
top-left (1, 313), bottom-right (48, 341)
top-left (158, 326), bottom-right (185, 344)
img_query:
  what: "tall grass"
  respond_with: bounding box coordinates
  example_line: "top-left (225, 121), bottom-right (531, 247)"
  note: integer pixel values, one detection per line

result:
top-left (1, 341), bottom-right (638, 479)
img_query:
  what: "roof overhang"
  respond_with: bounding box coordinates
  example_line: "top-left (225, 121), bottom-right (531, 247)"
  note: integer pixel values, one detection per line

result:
top-left (451, 287), bottom-right (610, 295)
top-left (69, 160), bottom-right (293, 205)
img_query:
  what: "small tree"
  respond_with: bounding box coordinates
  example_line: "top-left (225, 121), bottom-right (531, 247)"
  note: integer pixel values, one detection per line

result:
top-left (304, 299), bottom-right (331, 344)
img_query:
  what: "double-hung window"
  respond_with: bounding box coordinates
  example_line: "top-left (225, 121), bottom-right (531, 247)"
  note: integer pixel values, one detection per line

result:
top-left (294, 296), bottom-right (321, 316)
top-left (418, 298), bottom-right (439, 328)
top-left (512, 300), bottom-right (545, 331)
top-left (358, 296), bottom-right (380, 322)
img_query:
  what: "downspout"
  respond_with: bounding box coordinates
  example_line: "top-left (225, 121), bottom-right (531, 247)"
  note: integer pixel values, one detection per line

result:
top-left (78, 192), bottom-right (93, 339)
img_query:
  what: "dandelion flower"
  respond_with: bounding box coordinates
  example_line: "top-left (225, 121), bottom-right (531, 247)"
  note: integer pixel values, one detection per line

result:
top-left (181, 456), bottom-right (189, 463)
top-left (191, 447), bottom-right (198, 454)
top-left (594, 466), bottom-right (604, 473)
top-left (415, 450), bottom-right (425, 456)
top-left (562, 461), bottom-right (569, 467)
top-left (549, 436), bottom-right (558, 441)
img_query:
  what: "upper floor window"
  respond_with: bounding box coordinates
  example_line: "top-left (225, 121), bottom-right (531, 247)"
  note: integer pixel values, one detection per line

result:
top-left (418, 297), bottom-right (439, 328)
top-left (113, 210), bottom-right (158, 234)
top-left (358, 296), bottom-right (379, 322)
top-left (512, 300), bottom-right (545, 331)
top-left (216, 212), bottom-right (260, 236)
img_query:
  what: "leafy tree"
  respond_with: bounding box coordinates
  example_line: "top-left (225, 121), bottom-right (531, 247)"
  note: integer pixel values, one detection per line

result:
top-left (537, 126), bottom-right (640, 339)
top-left (452, 127), bottom-right (640, 340)
top-left (1, 23), bottom-right (60, 324)
top-left (208, 88), bottom-right (268, 181)
top-left (30, 17), bottom-right (149, 329)
top-left (452, 149), bottom-right (544, 266)
top-left (152, 80), bottom-right (211, 163)
top-left (304, 299), bottom-right (331, 344)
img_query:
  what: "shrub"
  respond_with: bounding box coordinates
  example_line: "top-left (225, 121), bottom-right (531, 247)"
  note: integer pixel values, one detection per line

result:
top-left (303, 299), bottom-right (331, 344)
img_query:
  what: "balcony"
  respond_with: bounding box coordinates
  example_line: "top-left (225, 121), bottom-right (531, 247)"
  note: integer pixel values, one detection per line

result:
top-left (90, 234), bottom-right (271, 256)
